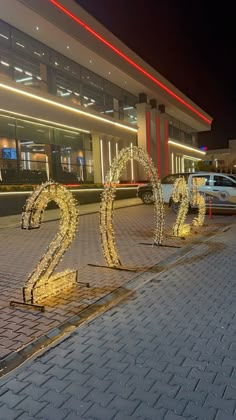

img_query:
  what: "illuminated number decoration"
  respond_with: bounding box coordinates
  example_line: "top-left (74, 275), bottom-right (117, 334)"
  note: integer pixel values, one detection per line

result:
top-left (191, 177), bottom-right (206, 227)
top-left (100, 146), bottom-right (164, 268)
top-left (21, 181), bottom-right (79, 305)
top-left (172, 176), bottom-right (190, 237)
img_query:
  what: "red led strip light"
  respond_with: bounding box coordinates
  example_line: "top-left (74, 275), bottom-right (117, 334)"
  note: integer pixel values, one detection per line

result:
top-left (49, 0), bottom-right (211, 125)
top-left (146, 111), bottom-right (151, 156)
top-left (164, 119), bottom-right (169, 174)
top-left (156, 116), bottom-right (161, 177)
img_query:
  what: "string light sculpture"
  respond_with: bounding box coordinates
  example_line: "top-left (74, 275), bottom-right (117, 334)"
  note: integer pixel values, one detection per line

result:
top-left (20, 180), bottom-right (79, 305)
top-left (191, 177), bottom-right (206, 227)
top-left (171, 176), bottom-right (190, 237)
top-left (100, 146), bottom-right (164, 268)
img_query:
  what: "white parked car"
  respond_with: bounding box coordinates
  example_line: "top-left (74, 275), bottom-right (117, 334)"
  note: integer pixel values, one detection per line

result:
top-left (137, 172), bottom-right (236, 212)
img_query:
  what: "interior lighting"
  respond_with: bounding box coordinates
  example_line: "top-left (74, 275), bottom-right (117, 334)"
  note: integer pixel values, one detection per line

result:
top-left (0, 33), bottom-right (9, 39)
top-left (16, 77), bottom-right (32, 83)
top-left (49, 0), bottom-right (211, 125)
top-left (100, 139), bottom-right (104, 183)
top-left (14, 67), bottom-right (23, 72)
top-left (16, 42), bottom-right (25, 48)
top-left (1, 61), bottom-right (9, 67)
top-left (0, 109), bottom-right (90, 133)
top-left (0, 83), bottom-right (137, 132)
top-left (168, 140), bottom-right (206, 155)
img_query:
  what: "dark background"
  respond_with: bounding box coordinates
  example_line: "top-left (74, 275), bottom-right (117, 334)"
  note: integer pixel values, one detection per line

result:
top-left (75, 0), bottom-right (236, 149)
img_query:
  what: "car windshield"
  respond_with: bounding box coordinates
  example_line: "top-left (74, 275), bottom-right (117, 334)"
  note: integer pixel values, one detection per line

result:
top-left (227, 175), bottom-right (236, 182)
top-left (161, 173), bottom-right (189, 184)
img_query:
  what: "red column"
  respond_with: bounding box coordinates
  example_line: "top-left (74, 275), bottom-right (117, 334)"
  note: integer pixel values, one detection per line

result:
top-left (164, 119), bottom-right (169, 174)
top-left (156, 115), bottom-right (161, 177)
top-left (146, 111), bottom-right (151, 156)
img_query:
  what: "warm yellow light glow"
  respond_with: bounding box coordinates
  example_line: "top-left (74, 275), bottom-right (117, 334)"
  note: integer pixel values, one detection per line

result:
top-left (171, 177), bottom-right (190, 237)
top-left (21, 181), bottom-right (79, 304)
top-left (0, 110), bottom-right (90, 133)
top-left (100, 139), bottom-right (105, 184)
top-left (182, 154), bottom-right (202, 161)
top-left (168, 140), bottom-right (206, 155)
top-left (191, 177), bottom-right (206, 226)
top-left (100, 146), bottom-right (164, 268)
top-left (0, 83), bottom-right (138, 133)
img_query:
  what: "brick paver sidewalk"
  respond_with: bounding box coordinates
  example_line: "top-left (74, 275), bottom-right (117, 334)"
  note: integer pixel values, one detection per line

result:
top-left (0, 209), bottom-right (235, 419)
top-left (0, 200), bottom-right (229, 359)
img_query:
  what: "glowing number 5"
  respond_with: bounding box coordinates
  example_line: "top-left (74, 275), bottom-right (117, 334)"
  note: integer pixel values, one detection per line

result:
top-left (21, 181), bottom-right (79, 305)
top-left (171, 176), bottom-right (190, 237)
top-left (191, 177), bottom-right (206, 227)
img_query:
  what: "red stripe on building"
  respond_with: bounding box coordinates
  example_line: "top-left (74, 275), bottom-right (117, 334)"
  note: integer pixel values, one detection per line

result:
top-left (50, 0), bottom-right (211, 125)
top-left (164, 119), bottom-right (169, 174)
top-left (146, 111), bottom-right (151, 156)
top-left (156, 116), bottom-right (161, 177)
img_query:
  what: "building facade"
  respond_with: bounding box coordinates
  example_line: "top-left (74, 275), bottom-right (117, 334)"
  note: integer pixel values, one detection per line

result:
top-left (0, 0), bottom-right (212, 185)
top-left (203, 139), bottom-right (236, 174)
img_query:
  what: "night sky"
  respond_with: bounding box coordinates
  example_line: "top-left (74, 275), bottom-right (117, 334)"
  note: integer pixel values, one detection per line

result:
top-left (75, 0), bottom-right (236, 149)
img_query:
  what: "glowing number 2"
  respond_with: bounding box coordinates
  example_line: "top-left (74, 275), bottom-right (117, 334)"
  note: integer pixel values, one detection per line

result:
top-left (21, 181), bottom-right (79, 305)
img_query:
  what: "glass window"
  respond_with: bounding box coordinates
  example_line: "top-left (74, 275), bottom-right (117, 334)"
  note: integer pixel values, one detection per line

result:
top-left (0, 47), bottom-right (12, 79)
top-left (51, 51), bottom-right (81, 79)
top-left (16, 119), bottom-right (52, 144)
top-left (0, 136), bottom-right (17, 183)
top-left (56, 71), bottom-right (81, 105)
top-left (0, 114), bottom-right (16, 138)
top-left (191, 175), bottom-right (210, 186)
top-left (12, 28), bottom-right (50, 64)
top-left (104, 79), bottom-right (123, 100)
top-left (81, 67), bottom-right (103, 90)
top-left (213, 175), bottom-right (235, 187)
top-left (0, 20), bottom-right (11, 48)
top-left (12, 52), bottom-right (43, 89)
top-left (19, 139), bottom-right (48, 183)
top-left (81, 83), bottom-right (105, 111)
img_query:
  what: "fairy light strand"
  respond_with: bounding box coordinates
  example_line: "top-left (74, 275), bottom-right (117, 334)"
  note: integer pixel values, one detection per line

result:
top-left (172, 176), bottom-right (190, 237)
top-left (100, 146), bottom-right (164, 268)
top-left (191, 177), bottom-right (206, 227)
top-left (21, 180), bottom-right (79, 304)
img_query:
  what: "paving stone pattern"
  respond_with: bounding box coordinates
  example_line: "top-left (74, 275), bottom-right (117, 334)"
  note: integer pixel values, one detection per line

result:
top-left (0, 202), bottom-right (232, 360)
top-left (0, 210), bottom-right (235, 419)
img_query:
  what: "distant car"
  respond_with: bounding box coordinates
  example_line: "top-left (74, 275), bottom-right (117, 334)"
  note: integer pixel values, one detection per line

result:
top-left (137, 173), bottom-right (190, 205)
top-left (137, 172), bottom-right (236, 213)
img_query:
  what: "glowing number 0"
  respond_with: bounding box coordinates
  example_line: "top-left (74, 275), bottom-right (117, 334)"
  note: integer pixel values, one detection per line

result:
top-left (100, 146), bottom-right (164, 268)
top-left (171, 176), bottom-right (190, 237)
top-left (20, 181), bottom-right (79, 305)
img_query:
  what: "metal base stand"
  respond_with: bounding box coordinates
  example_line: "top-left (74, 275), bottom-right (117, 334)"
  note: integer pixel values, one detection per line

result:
top-left (9, 300), bottom-right (45, 312)
top-left (88, 263), bottom-right (138, 272)
top-left (139, 242), bottom-right (182, 249)
top-left (77, 281), bottom-right (90, 287)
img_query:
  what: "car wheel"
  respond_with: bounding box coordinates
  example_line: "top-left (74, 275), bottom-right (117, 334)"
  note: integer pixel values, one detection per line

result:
top-left (170, 200), bottom-right (180, 214)
top-left (141, 191), bottom-right (153, 204)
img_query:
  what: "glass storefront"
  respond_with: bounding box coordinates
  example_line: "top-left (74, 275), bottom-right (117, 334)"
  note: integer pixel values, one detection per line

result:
top-left (0, 113), bottom-right (93, 184)
top-left (0, 19), bottom-right (138, 125)
top-left (168, 115), bottom-right (198, 147)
